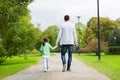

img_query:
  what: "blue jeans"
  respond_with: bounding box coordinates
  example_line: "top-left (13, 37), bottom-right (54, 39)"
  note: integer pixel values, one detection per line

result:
top-left (61, 45), bottom-right (73, 70)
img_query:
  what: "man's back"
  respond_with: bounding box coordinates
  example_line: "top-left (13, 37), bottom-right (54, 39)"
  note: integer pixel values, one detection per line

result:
top-left (56, 21), bottom-right (77, 45)
top-left (60, 22), bottom-right (76, 45)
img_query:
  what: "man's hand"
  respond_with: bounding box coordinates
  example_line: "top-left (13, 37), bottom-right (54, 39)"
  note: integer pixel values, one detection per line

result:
top-left (74, 44), bottom-right (78, 48)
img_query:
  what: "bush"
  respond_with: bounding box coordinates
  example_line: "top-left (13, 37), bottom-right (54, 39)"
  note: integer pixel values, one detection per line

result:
top-left (82, 39), bottom-right (108, 54)
top-left (26, 49), bottom-right (40, 54)
top-left (106, 46), bottom-right (120, 55)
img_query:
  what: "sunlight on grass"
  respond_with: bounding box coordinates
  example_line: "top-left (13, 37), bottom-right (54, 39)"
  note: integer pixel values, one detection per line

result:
top-left (74, 53), bottom-right (120, 80)
top-left (0, 54), bottom-right (41, 80)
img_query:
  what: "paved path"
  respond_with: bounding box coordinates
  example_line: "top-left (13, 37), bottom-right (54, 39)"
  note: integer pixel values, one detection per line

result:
top-left (4, 53), bottom-right (110, 80)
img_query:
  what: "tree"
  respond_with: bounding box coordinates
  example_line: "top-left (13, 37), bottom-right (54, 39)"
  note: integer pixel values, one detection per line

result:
top-left (0, 0), bottom-right (36, 63)
top-left (75, 22), bottom-right (87, 48)
top-left (42, 25), bottom-right (59, 46)
top-left (84, 26), bottom-right (96, 44)
top-left (108, 28), bottom-right (120, 46)
top-left (85, 17), bottom-right (115, 43)
top-left (0, 0), bottom-right (33, 36)
top-left (108, 27), bottom-right (120, 54)
top-left (107, 27), bottom-right (120, 54)
top-left (115, 18), bottom-right (120, 29)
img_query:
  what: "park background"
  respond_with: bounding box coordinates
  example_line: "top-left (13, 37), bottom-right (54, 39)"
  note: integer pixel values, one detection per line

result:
top-left (0, 0), bottom-right (120, 80)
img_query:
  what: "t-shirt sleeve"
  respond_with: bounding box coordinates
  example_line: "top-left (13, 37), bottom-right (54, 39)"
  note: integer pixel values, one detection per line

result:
top-left (56, 27), bottom-right (62, 45)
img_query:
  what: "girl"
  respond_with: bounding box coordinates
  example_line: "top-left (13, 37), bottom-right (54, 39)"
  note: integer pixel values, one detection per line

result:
top-left (40, 37), bottom-right (57, 72)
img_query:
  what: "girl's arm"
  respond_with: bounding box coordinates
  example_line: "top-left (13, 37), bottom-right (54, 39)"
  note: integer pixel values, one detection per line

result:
top-left (49, 44), bottom-right (57, 50)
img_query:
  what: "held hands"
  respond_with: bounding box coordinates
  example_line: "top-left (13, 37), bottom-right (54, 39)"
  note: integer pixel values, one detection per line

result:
top-left (55, 44), bottom-right (58, 48)
top-left (74, 44), bottom-right (78, 48)
top-left (55, 43), bottom-right (59, 48)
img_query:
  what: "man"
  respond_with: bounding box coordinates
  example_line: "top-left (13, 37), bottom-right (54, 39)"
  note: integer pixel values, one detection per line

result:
top-left (56, 15), bottom-right (77, 72)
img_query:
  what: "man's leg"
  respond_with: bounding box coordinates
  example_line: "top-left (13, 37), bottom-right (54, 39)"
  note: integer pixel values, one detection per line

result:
top-left (61, 45), bottom-right (67, 72)
top-left (67, 45), bottom-right (73, 71)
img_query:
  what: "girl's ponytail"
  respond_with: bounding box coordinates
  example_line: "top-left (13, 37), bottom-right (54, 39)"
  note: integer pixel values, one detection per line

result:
top-left (43, 37), bottom-right (48, 46)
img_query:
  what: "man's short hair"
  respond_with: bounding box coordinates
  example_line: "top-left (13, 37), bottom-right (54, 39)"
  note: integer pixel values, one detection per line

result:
top-left (64, 15), bottom-right (69, 21)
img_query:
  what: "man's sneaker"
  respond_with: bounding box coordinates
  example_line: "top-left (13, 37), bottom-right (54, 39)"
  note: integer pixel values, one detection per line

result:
top-left (62, 65), bottom-right (66, 72)
top-left (67, 69), bottom-right (71, 71)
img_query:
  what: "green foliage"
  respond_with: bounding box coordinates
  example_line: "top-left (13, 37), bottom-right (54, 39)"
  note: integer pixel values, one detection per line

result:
top-left (75, 22), bottom-right (87, 48)
top-left (0, 18), bottom-right (41, 63)
top-left (108, 28), bottom-right (120, 54)
top-left (74, 54), bottom-right (120, 80)
top-left (115, 18), bottom-right (120, 29)
top-left (108, 28), bottom-right (120, 46)
top-left (0, 0), bottom-right (42, 63)
top-left (107, 46), bottom-right (120, 55)
top-left (0, 0), bottom-right (33, 35)
top-left (26, 49), bottom-right (41, 54)
top-left (84, 26), bottom-right (96, 44)
top-left (42, 25), bottom-right (59, 46)
top-left (85, 17), bottom-right (115, 43)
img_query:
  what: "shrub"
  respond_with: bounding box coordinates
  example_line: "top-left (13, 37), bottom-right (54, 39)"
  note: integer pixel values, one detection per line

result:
top-left (26, 49), bottom-right (40, 54)
top-left (106, 46), bottom-right (120, 55)
top-left (82, 39), bottom-right (108, 54)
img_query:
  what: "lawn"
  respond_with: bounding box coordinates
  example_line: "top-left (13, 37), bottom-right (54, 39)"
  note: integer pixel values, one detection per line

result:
top-left (0, 54), bottom-right (41, 80)
top-left (74, 53), bottom-right (120, 80)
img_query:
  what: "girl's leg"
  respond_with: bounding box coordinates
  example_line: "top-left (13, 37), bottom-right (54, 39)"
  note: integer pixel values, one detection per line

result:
top-left (43, 57), bottom-right (47, 72)
top-left (46, 57), bottom-right (50, 71)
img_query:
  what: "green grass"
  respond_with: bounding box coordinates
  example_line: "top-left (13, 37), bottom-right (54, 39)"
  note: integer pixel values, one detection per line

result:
top-left (50, 53), bottom-right (56, 56)
top-left (74, 53), bottom-right (120, 80)
top-left (0, 54), bottom-right (41, 80)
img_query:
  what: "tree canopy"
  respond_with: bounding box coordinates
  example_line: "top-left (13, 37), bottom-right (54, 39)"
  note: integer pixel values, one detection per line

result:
top-left (0, 0), bottom-right (41, 63)
top-left (84, 17), bottom-right (115, 43)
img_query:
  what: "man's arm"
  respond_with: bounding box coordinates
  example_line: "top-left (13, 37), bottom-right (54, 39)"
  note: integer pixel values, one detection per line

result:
top-left (73, 26), bottom-right (78, 46)
top-left (56, 27), bottom-right (62, 45)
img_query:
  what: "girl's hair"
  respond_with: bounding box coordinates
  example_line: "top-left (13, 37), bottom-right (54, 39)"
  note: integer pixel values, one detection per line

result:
top-left (43, 37), bottom-right (48, 46)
